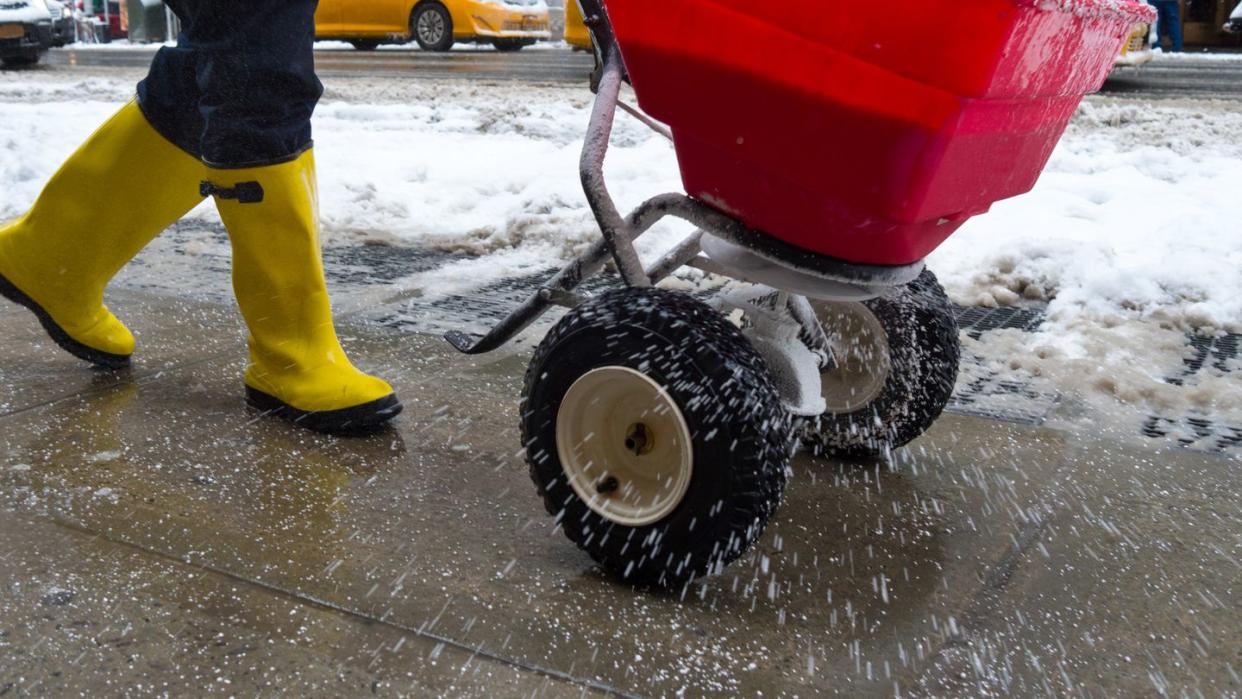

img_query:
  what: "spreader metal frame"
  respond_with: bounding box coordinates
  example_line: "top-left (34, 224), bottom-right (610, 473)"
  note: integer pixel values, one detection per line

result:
top-left (445, 0), bottom-right (924, 364)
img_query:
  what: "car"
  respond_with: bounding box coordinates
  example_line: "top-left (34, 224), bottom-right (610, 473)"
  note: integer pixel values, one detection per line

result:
top-left (315, 0), bottom-right (551, 52)
top-left (45, 0), bottom-right (73, 47)
top-left (1227, 1), bottom-right (1242, 33)
top-left (563, 0), bottom-right (590, 50)
top-left (0, 0), bottom-right (55, 67)
top-left (1114, 21), bottom-right (1155, 68)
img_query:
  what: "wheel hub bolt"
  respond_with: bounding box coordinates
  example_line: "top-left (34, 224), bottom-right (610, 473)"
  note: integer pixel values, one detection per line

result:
top-left (625, 423), bottom-right (653, 456)
top-left (596, 476), bottom-right (620, 495)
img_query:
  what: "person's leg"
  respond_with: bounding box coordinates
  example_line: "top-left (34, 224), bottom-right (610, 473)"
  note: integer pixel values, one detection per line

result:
top-left (0, 0), bottom-right (207, 368)
top-left (1151, 1), bottom-right (1169, 49)
top-left (208, 152), bottom-right (402, 432)
top-left (187, 0), bottom-right (400, 432)
top-left (1168, 1), bottom-right (1184, 52)
top-left (177, 0), bottom-right (322, 167)
top-left (136, 0), bottom-right (207, 158)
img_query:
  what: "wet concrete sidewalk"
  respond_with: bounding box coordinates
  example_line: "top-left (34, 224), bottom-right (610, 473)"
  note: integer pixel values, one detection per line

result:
top-left (1, 249), bottom-right (1240, 696)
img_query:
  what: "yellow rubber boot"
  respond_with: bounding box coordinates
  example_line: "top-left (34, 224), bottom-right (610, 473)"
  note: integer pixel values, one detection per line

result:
top-left (0, 101), bottom-right (206, 368)
top-left (205, 150), bottom-right (401, 433)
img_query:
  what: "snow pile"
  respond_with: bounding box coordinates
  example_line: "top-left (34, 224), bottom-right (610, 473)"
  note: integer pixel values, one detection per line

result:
top-left (930, 98), bottom-right (1242, 428)
top-left (930, 98), bottom-right (1242, 336)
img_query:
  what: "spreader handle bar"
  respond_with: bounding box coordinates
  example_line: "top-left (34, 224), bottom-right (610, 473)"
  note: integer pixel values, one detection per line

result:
top-left (580, 46), bottom-right (650, 289)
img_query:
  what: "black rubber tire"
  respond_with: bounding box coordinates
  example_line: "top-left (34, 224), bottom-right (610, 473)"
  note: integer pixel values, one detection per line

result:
top-left (522, 288), bottom-right (793, 589)
top-left (411, 3), bottom-right (454, 52)
top-left (804, 269), bottom-right (960, 459)
top-left (491, 39), bottom-right (531, 52)
top-left (350, 40), bottom-right (381, 51)
top-left (1, 54), bottom-right (41, 68)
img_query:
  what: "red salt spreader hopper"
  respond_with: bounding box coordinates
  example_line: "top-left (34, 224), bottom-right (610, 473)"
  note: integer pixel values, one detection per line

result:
top-left (448, 0), bottom-right (1154, 588)
top-left (609, 0), bottom-right (1157, 266)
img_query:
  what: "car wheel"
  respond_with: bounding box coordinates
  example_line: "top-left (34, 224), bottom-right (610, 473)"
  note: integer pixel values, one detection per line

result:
top-left (1, 53), bottom-right (41, 68)
top-left (350, 40), bottom-right (380, 51)
top-left (492, 39), bottom-right (531, 52)
top-left (412, 2), bottom-right (454, 52)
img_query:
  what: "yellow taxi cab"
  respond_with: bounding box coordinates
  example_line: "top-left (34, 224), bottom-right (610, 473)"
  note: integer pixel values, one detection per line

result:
top-left (1114, 22), bottom-right (1155, 67)
top-left (316, 0), bottom-right (552, 52)
top-left (563, 0), bottom-right (591, 51)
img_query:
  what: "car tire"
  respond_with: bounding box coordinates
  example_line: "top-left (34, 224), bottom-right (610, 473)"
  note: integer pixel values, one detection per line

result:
top-left (411, 2), bottom-right (454, 52)
top-left (350, 40), bottom-right (380, 51)
top-left (1, 54), bottom-right (41, 68)
top-left (492, 39), bottom-right (532, 52)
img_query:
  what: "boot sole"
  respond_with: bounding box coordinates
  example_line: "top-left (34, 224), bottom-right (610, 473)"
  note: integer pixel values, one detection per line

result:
top-left (246, 386), bottom-right (403, 435)
top-left (0, 271), bottom-right (131, 370)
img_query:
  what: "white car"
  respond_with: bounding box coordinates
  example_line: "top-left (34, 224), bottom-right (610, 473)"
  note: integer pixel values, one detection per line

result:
top-left (1226, 1), bottom-right (1242, 33)
top-left (0, 0), bottom-right (57, 66)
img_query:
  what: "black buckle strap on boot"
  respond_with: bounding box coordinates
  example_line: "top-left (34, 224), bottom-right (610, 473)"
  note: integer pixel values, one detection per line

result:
top-left (200, 180), bottom-right (265, 204)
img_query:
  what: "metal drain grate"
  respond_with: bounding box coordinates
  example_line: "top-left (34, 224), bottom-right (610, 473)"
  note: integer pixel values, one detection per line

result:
top-left (945, 305), bottom-right (1057, 425)
top-left (1167, 333), bottom-right (1240, 386)
top-left (1144, 332), bottom-right (1242, 455)
top-left (953, 305), bottom-right (1046, 340)
top-left (1141, 415), bottom-right (1242, 455)
top-left (945, 368), bottom-right (1059, 427)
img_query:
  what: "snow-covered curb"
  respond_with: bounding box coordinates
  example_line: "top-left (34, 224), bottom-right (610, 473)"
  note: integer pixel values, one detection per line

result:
top-left (1153, 50), bottom-right (1242, 63)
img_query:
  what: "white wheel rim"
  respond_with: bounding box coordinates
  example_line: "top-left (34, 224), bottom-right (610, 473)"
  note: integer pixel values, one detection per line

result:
top-left (812, 301), bottom-right (892, 414)
top-left (556, 366), bottom-right (694, 527)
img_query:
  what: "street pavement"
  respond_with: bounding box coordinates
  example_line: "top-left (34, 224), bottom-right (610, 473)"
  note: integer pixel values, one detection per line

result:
top-left (44, 45), bottom-right (597, 84)
top-left (1102, 55), bottom-right (1242, 101)
top-left (0, 224), bottom-right (1239, 696)
top-left (36, 45), bottom-right (1242, 100)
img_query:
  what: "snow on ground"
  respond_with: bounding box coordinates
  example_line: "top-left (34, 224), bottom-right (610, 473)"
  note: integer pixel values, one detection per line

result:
top-left (934, 99), bottom-right (1242, 335)
top-left (929, 97), bottom-right (1242, 429)
top-left (1153, 50), bottom-right (1242, 62)
top-left (0, 72), bottom-right (1238, 431)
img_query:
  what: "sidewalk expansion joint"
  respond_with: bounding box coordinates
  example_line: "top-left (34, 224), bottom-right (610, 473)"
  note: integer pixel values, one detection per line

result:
top-left (0, 352), bottom-right (233, 421)
top-left (43, 515), bottom-right (641, 699)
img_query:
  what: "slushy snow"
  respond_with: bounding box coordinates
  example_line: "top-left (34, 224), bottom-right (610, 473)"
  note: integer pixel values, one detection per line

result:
top-left (0, 71), bottom-right (1239, 432)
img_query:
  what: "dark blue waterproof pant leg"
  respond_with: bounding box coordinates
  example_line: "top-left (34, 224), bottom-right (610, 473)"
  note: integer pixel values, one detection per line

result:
top-left (1150, 0), bottom-right (1184, 52)
top-left (137, 0), bottom-right (323, 167)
